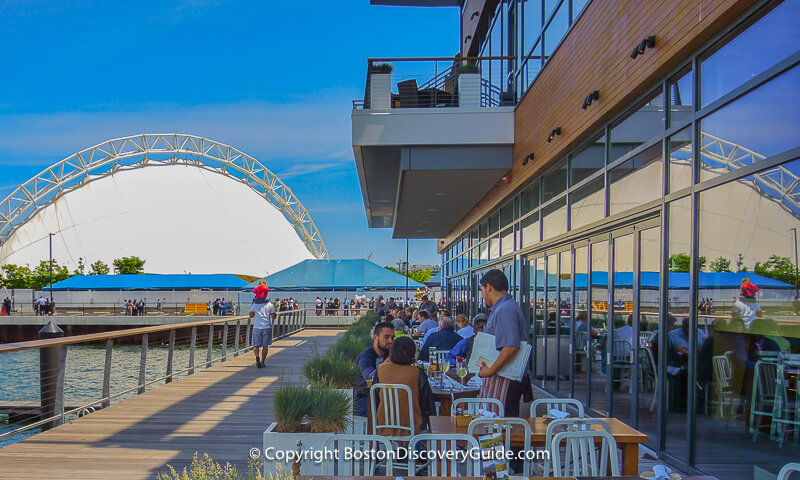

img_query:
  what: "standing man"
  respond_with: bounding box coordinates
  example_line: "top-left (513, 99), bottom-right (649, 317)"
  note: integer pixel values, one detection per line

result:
top-left (249, 283), bottom-right (276, 369)
top-left (477, 269), bottom-right (530, 417)
top-left (419, 295), bottom-right (438, 319)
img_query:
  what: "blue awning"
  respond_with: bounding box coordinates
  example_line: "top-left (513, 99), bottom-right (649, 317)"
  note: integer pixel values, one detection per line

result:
top-left (244, 259), bottom-right (426, 291)
top-left (49, 274), bottom-right (248, 291)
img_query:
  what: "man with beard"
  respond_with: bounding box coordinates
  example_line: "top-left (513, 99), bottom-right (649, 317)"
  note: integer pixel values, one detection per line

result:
top-left (354, 321), bottom-right (395, 416)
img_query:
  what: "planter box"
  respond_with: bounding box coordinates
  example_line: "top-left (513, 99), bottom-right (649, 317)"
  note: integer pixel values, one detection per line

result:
top-left (263, 422), bottom-right (333, 477)
top-left (369, 73), bottom-right (392, 109)
top-left (458, 73), bottom-right (481, 108)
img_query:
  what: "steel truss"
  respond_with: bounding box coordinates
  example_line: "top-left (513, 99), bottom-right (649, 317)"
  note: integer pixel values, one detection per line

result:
top-left (0, 133), bottom-right (329, 259)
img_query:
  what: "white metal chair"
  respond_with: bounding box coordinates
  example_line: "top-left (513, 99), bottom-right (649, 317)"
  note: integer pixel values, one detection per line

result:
top-left (711, 351), bottom-right (742, 422)
top-left (611, 340), bottom-right (634, 392)
top-left (322, 434), bottom-right (394, 475)
top-left (778, 462), bottom-right (800, 480)
top-left (550, 430), bottom-right (620, 477)
top-left (370, 383), bottom-right (415, 442)
top-left (407, 433), bottom-right (481, 477)
top-left (433, 350), bottom-right (450, 366)
top-left (530, 397), bottom-right (585, 418)
top-left (771, 360), bottom-right (800, 447)
top-left (467, 417), bottom-right (532, 476)
top-left (452, 397), bottom-right (505, 416)
top-left (639, 331), bottom-right (655, 346)
top-left (749, 360), bottom-right (778, 440)
top-left (539, 418), bottom-right (611, 476)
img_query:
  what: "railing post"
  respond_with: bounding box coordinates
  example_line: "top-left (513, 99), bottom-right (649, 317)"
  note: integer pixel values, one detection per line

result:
top-left (246, 317), bottom-right (251, 348)
top-left (54, 346), bottom-right (67, 428)
top-left (138, 334), bottom-right (148, 395)
top-left (234, 319), bottom-right (241, 356)
top-left (39, 320), bottom-right (64, 431)
top-left (166, 329), bottom-right (175, 384)
top-left (189, 327), bottom-right (197, 375)
top-left (207, 325), bottom-right (214, 367)
top-left (102, 339), bottom-right (113, 407)
top-left (222, 322), bottom-right (228, 361)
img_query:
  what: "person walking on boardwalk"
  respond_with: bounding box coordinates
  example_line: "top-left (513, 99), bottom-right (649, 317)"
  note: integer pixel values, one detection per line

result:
top-left (249, 282), bottom-right (276, 368)
top-left (477, 269), bottom-right (530, 417)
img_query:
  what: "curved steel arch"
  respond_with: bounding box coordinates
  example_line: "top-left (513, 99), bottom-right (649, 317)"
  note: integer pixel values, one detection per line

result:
top-left (0, 133), bottom-right (329, 259)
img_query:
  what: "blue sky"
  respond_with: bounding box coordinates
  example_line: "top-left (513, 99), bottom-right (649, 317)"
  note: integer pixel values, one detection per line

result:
top-left (0, 0), bottom-right (459, 268)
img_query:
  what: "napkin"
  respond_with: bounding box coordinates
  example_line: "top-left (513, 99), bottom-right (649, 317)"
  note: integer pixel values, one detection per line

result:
top-left (653, 465), bottom-right (672, 479)
top-left (478, 408), bottom-right (498, 418)
top-left (443, 375), bottom-right (463, 390)
top-left (549, 408), bottom-right (570, 419)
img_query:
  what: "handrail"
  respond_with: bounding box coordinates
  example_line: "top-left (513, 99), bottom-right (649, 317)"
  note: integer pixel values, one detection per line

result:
top-left (0, 309), bottom-right (314, 354)
top-left (368, 55), bottom-right (516, 62)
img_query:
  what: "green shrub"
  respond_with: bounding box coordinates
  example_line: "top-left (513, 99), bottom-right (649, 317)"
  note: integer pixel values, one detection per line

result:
top-left (303, 356), bottom-right (360, 388)
top-left (326, 336), bottom-right (368, 363)
top-left (273, 384), bottom-right (312, 433)
top-left (369, 63), bottom-right (393, 74)
top-left (308, 388), bottom-right (351, 434)
top-left (453, 63), bottom-right (480, 75)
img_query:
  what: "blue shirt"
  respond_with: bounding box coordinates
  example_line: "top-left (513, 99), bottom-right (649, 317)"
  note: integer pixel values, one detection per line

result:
top-left (418, 318), bottom-right (438, 334)
top-left (458, 326), bottom-right (475, 338)
top-left (486, 294), bottom-right (528, 351)
top-left (355, 346), bottom-right (385, 390)
top-left (419, 328), bottom-right (463, 361)
top-left (668, 327), bottom-right (706, 350)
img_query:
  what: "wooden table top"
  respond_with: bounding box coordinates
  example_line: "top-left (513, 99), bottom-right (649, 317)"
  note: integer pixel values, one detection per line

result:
top-left (429, 415), bottom-right (648, 444)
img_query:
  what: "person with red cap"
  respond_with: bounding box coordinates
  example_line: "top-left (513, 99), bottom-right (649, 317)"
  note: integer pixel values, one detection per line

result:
top-left (249, 281), bottom-right (276, 368)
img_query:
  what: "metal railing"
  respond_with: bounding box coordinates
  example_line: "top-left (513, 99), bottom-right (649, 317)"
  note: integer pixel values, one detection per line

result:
top-left (354, 56), bottom-right (517, 110)
top-left (0, 309), bottom-right (309, 443)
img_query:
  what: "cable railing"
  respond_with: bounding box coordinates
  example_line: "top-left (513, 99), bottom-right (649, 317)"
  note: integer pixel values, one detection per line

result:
top-left (354, 56), bottom-right (517, 110)
top-left (0, 309), bottom-right (310, 444)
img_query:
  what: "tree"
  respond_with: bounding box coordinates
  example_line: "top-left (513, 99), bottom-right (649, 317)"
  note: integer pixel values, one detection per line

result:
top-left (668, 253), bottom-right (706, 272)
top-left (113, 256), bottom-right (146, 274)
top-left (709, 256), bottom-right (732, 273)
top-left (0, 264), bottom-right (32, 289)
top-left (31, 260), bottom-right (70, 290)
top-left (73, 257), bottom-right (86, 276)
top-left (736, 253), bottom-right (749, 272)
top-left (754, 255), bottom-right (797, 286)
top-left (408, 269), bottom-right (433, 283)
top-left (90, 260), bottom-right (110, 275)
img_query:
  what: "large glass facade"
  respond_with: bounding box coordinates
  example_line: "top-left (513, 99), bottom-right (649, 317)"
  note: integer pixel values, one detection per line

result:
top-left (442, 2), bottom-right (800, 477)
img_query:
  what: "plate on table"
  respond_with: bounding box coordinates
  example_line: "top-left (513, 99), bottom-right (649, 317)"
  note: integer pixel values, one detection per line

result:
top-left (640, 471), bottom-right (681, 479)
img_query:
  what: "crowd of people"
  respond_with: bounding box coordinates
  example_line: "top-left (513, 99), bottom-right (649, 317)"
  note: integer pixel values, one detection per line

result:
top-left (1, 297), bottom-right (13, 316)
top-left (124, 298), bottom-right (146, 316)
top-left (207, 298), bottom-right (234, 316)
top-left (33, 296), bottom-right (55, 316)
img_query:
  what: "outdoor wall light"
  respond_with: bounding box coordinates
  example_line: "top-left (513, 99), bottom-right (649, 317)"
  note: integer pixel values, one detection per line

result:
top-left (522, 153), bottom-right (534, 165)
top-left (582, 90), bottom-right (599, 109)
top-left (464, 35), bottom-right (472, 44)
top-left (547, 127), bottom-right (562, 143)
top-left (630, 35), bottom-right (656, 59)
top-left (471, 11), bottom-right (480, 20)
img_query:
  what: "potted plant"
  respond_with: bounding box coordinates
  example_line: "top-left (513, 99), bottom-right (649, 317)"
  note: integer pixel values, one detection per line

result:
top-left (454, 63), bottom-right (481, 108)
top-left (263, 385), bottom-right (351, 477)
top-left (368, 63), bottom-right (393, 109)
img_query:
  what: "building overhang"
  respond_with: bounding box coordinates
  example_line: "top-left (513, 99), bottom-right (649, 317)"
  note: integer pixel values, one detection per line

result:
top-left (352, 106), bottom-right (514, 238)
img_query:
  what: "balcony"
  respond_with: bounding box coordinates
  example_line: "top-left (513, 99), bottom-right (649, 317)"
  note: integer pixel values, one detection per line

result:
top-left (351, 56), bottom-right (516, 239)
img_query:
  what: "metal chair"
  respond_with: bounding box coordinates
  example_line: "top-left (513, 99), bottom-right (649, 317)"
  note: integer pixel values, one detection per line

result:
top-left (321, 434), bottom-right (394, 475)
top-left (468, 417), bottom-right (532, 476)
top-left (771, 360), bottom-right (800, 447)
top-left (530, 398), bottom-right (585, 418)
top-left (550, 430), bottom-right (620, 477)
top-left (611, 340), bottom-right (634, 392)
top-left (539, 418), bottom-right (611, 476)
top-left (370, 383), bottom-right (415, 442)
top-left (397, 79), bottom-right (420, 108)
top-left (407, 433), bottom-right (481, 477)
top-left (452, 397), bottom-right (505, 416)
top-left (778, 462), bottom-right (800, 480)
top-left (711, 351), bottom-right (742, 423)
top-left (749, 360), bottom-right (778, 440)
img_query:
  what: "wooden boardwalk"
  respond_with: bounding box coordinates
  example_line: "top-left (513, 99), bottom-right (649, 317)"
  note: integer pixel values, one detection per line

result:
top-left (0, 329), bottom-right (342, 479)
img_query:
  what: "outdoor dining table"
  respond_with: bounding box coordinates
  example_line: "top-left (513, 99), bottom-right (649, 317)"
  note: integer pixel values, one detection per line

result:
top-left (430, 383), bottom-right (481, 415)
top-left (428, 416), bottom-right (648, 476)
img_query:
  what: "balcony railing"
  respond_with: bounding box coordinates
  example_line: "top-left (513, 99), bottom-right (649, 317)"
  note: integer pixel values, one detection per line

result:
top-left (354, 56), bottom-right (517, 110)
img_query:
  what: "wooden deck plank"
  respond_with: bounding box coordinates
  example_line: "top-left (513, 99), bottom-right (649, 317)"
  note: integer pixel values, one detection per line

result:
top-left (0, 329), bottom-right (342, 479)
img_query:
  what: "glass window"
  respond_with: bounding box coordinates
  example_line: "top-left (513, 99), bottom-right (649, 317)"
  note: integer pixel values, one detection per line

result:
top-left (521, 212), bottom-right (540, 248)
top-left (609, 142), bottom-right (663, 215)
top-left (542, 160), bottom-right (568, 203)
top-left (500, 202), bottom-right (514, 228)
top-left (501, 227), bottom-right (514, 256)
top-left (573, 0), bottom-right (590, 17)
top-left (488, 213), bottom-right (500, 235)
top-left (523, 44), bottom-right (543, 90)
top-left (700, 0), bottom-right (800, 107)
top-left (489, 236), bottom-right (500, 259)
top-left (669, 127), bottom-right (692, 192)
top-left (609, 89), bottom-right (664, 165)
top-left (545, 0), bottom-right (560, 18)
top-left (669, 65), bottom-right (693, 127)
top-left (589, 239), bottom-right (609, 415)
top-left (611, 233), bottom-right (634, 420)
top-left (570, 176), bottom-right (605, 229)
top-left (571, 134), bottom-right (605, 186)
top-left (521, 180), bottom-right (541, 214)
top-left (637, 225), bottom-right (661, 438)
top-left (542, 196), bottom-right (567, 239)
top-left (573, 244), bottom-right (589, 405)
top-left (543, 1), bottom-right (569, 59)
top-left (479, 220), bottom-right (488, 240)
top-left (523, 0), bottom-right (543, 56)
top-left (699, 65), bottom-right (800, 182)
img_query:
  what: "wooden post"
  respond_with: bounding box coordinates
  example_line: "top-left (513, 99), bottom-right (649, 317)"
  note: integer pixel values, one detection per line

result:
top-left (166, 329), bottom-right (176, 383)
top-left (234, 320), bottom-right (240, 356)
top-left (222, 322), bottom-right (228, 361)
top-left (102, 339), bottom-right (113, 407)
top-left (206, 325), bottom-right (214, 367)
top-left (53, 346), bottom-right (67, 428)
top-left (138, 334), bottom-right (148, 395)
top-left (189, 327), bottom-right (197, 375)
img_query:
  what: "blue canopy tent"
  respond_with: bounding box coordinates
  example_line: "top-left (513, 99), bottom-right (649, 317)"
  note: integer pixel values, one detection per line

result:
top-left (49, 274), bottom-right (248, 291)
top-left (533, 271), bottom-right (792, 290)
top-left (244, 259), bottom-right (425, 291)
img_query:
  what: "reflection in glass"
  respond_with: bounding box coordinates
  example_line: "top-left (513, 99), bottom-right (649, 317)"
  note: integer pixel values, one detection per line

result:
top-left (570, 176), bottom-right (605, 229)
top-left (609, 142), bottom-right (663, 215)
top-left (609, 89), bottom-right (664, 165)
top-left (669, 65), bottom-right (693, 127)
top-left (699, 65), bottom-right (800, 182)
top-left (558, 249), bottom-right (573, 397)
top-left (544, 1), bottom-right (569, 59)
top-left (501, 203), bottom-right (514, 228)
top-left (571, 134), bottom-right (606, 186)
top-left (523, 1), bottom-right (543, 56)
top-left (501, 227), bottom-right (514, 257)
top-left (574, 245), bottom-right (590, 405)
top-left (669, 128), bottom-right (692, 192)
top-left (542, 160), bottom-right (568, 203)
top-left (542, 196), bottom-right (567, 239)
top-left (590, 240), bottom-right (609, 416)
top-left (534, 257), bottom-right (547, 387)
top-left (611, 234), bottom-right (634, 421)
top-left (521, 181), bottom-right (540, 215)
top-left (521, 212), bottom-right (540, 248)
top-left (700, 0), bottom-right (800, 107)
top-left (637, 227), bottom-right (661, 436)
top-left (489, 236), bottom-right (500, 260)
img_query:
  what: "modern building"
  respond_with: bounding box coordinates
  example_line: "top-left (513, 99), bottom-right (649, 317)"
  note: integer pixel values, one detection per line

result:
top-left (353, 0), bottom-right (800, 478)
top-left (0, 134), bottom-right (328, 276)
